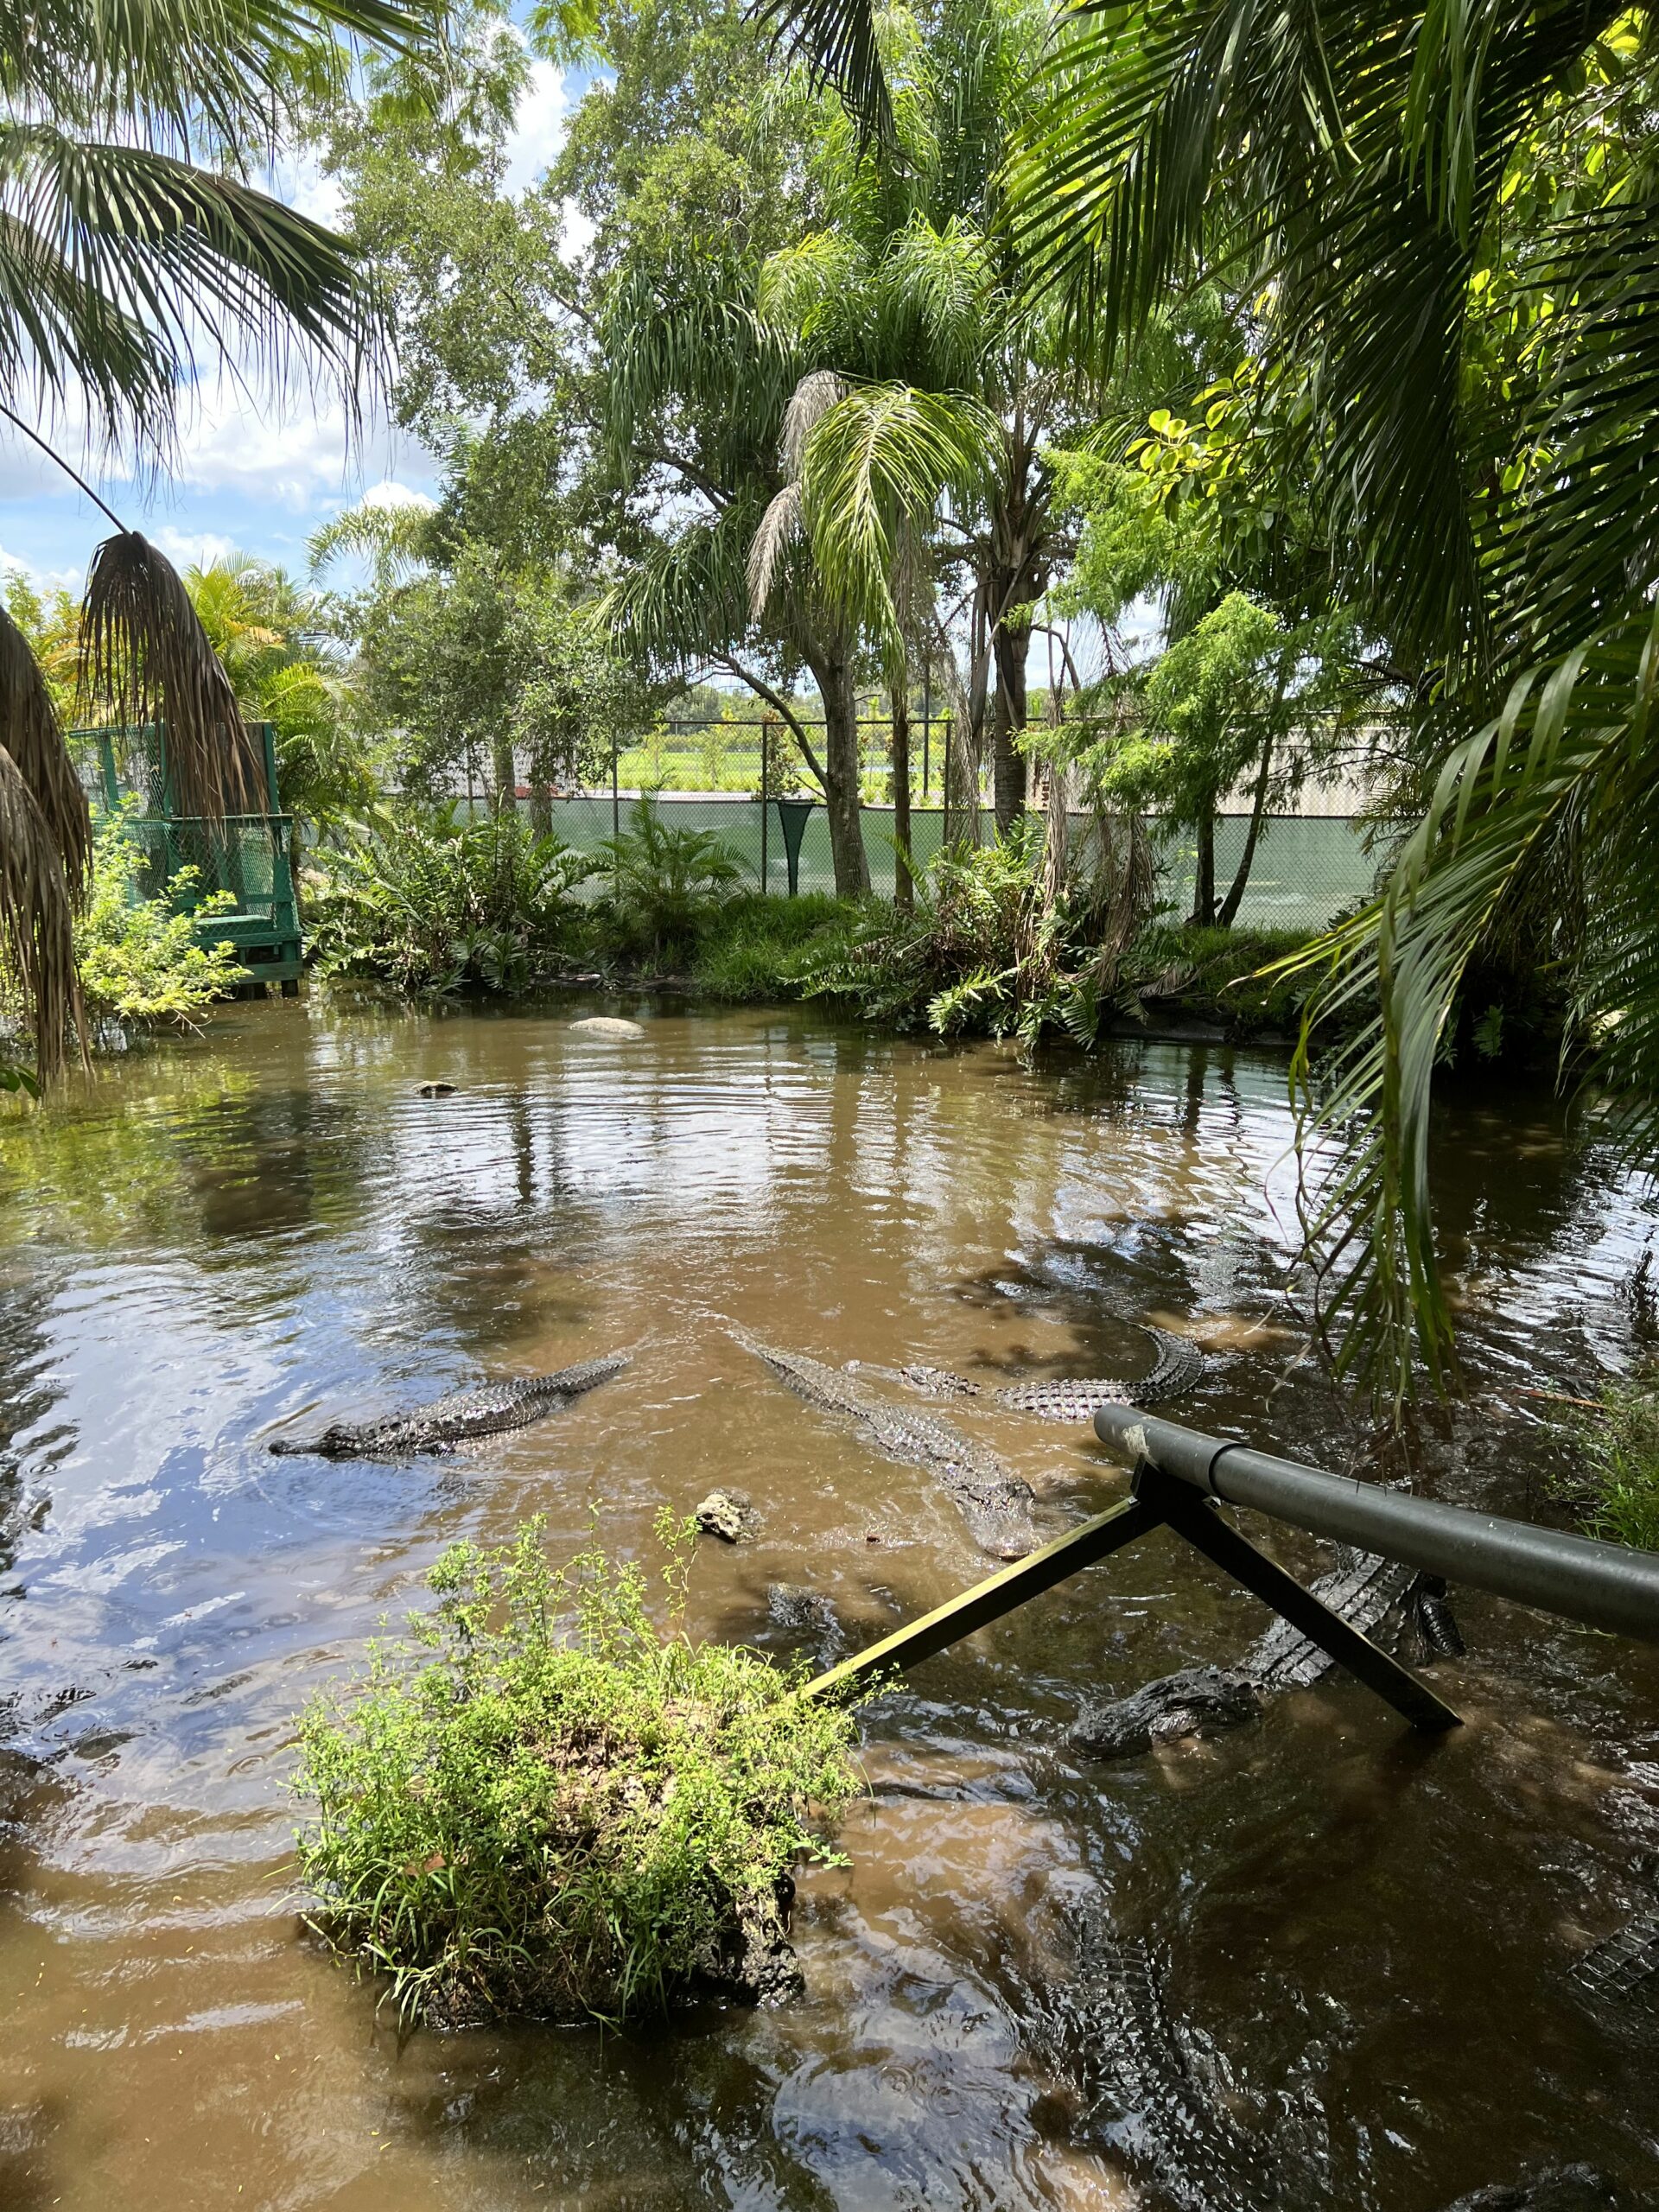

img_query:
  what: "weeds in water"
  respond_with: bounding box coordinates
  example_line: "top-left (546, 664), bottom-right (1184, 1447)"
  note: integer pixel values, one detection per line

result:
top-left (1551, 1379), bottom-right (1659, 1551)
top-left (292, 1515), bottom-right (866, 2028)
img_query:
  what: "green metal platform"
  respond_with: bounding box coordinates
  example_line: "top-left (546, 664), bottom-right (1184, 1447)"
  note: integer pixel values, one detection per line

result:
top-left (89, 721), bottom-right (302, 992)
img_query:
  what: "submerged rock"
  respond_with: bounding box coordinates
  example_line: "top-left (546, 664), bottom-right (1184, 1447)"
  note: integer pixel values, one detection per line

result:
top-left (569, 1015), bottom-right (646, 1038)
top-left (1071, 1666), bottom-right (1261, 1758)
top-left (695, 1489), bottom-right (759, 1542)
top-left (416, 1080), bottom-right (456, 1096)
top-left (1436, 2165), bottom-right (1620, 2212)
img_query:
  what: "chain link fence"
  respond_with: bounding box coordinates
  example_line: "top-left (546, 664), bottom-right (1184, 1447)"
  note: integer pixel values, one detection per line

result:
top-left (540, 795), bottom-right (1395, 933)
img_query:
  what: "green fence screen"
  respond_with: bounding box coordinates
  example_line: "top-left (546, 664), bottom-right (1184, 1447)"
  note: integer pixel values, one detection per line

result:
top-left (534, 798), bottom-right (1395, 934)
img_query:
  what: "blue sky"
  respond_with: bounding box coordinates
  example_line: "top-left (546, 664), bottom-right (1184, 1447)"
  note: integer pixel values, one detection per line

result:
top-left (0, 58), bottom-right (582, 596)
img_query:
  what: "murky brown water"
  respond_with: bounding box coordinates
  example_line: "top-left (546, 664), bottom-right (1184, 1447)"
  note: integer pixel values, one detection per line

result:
top-left (1, 996), bottom-right (1656, 2210)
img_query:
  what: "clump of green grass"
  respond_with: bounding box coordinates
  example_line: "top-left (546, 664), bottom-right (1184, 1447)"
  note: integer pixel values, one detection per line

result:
top-left (1551, 1378), bottom-right (1659, 1550)
top-left (690, 892), bottom-right (849, 999)
top-left (293, 1515), bottom-right (866, 2029)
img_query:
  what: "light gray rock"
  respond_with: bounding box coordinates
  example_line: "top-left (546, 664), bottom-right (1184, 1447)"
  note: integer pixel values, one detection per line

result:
top-left (569, 1016), bottom-right (646, 1038)
top-left (695, 1489), bottom-right (759, 1542)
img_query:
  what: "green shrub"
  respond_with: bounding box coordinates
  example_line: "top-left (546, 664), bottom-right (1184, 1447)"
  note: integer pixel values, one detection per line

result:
top-left (597, 797), bottom-right (742, 963)
top-left (307, 803), bottom-right (597, 993)
top-left (74, 808), bottom-right (246, 1026)
top-left (1551, 1381), bottom-right (1659, 1550)
top-left (293, 1516), bottom-right (866, 2029)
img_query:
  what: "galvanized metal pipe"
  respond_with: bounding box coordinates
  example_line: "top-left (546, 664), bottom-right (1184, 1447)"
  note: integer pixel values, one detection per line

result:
top-left (1092, 1405), bottom-right (1659, 1645)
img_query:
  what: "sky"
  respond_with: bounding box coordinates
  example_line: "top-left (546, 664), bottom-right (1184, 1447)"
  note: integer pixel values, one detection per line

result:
top-left (0, 58), bottom-right (582, 597)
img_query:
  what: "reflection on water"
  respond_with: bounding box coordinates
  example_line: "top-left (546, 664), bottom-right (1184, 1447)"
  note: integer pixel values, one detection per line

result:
top-left (0, 996), bottom-right (1655, 2209)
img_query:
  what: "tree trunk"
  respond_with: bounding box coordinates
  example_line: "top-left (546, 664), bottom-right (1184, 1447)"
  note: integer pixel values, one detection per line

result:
top-left (528, 741), bottom-right (552, 836)
top-left (1216, 738), bottom-right (1274, 929)
top-left (491, 731), bottom-right (516, 813)
top-left (891, 683), bottom-right (913, 911)
top-left (810, 643), bottom-right (869, 899)
top-left (1189, 802), bottom-right (1217, 928)
top-left (991, 612), bottom-right (1030, 833)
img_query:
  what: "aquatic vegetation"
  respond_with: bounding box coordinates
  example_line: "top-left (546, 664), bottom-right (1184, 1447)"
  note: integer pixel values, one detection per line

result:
top-left (1553, 1382), bottom-right (1659, 1552)
top-left (74, 808), bottom-right (246, 1027)
top-left (293, 1516), bottom-right (866, 2027)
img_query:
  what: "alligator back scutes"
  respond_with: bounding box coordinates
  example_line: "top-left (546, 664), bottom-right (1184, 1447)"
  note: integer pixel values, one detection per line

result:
top-left (1573, 1906), bottom-right (1659, 2010)
top-left (1040, 1908), bottom-right (1277, 2212)
top-left (730, 1327), bottom-right (1037, 1556)
top-left (868, 1327), bottom-right (1205, 1424)
top-left (269, 1353), bottom-right (629, 1459)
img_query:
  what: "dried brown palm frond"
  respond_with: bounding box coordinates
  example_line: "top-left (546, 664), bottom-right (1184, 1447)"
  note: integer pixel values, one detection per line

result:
top-left (0, 604), bottom-right (90, 900)
top-left (81, 532), bottom-right (260, 819)
top-left (0, 741), bottom-right (81, 1084)
top-left (747, 482), bottom-right (804, 619)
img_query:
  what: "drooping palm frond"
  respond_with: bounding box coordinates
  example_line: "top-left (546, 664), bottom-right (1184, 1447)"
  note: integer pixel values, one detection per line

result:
top-left (308, 496), bottom-right (439, 588)
top-left (751, 0), bottom-right (893, 141)
top-left (0, 601), bottom-right (88, 893)
top-left (798, 382), bottom-right (1000, 653)
top-left (0, 0), bottom-right (439, 460)
top-left (81, 531), bottom-right (259, 817)
top-left (0, 736), bottom-right (79, 1084)
top-left (1281, 608), bottom-right (1659, 1407)
top-left (748, 480), bottom-right (804, 618)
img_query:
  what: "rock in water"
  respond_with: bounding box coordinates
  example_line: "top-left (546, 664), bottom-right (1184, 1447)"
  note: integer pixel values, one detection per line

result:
top-left (416, 1081), bottom-right (456, 1096)
top-left (569, 1016), bottom-right (645, 1038)
top-left (1435, 2166), bottom-right (1620, 2212)
top-left (1071, 1667), bottom-right (1261, 1758)
top-left (695, 1489), bottom-right (759, 1542)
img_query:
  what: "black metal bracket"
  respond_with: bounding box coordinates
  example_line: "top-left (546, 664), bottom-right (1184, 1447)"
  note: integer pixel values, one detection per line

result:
top-left (806, 1459), bottom-right (1461, 1735)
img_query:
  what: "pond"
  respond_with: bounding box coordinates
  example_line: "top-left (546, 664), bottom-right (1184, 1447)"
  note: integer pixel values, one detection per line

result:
top-left (1, 996), bottom-right (1655, 2209)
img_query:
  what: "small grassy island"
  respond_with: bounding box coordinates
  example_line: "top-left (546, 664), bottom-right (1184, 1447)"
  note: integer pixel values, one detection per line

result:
top-left (294, 1518), bottom-right (866, 2028)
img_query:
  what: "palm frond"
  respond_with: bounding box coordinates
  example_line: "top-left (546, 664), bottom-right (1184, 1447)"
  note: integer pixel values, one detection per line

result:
top-left (799, 382), bottom-right (1000, 652)
top-left (1282, 607), bottom-right (1659, 1407)
top-left (81, 531), bottom-right (259, 817)
top-left (751, 0), bottom-right (893, 142)
top-left (0, 738), bottom-right (79, 1084)
top-left (0, 601), bottom-right (89, 894)
top-left (748, 481), bottom-right (804, 619)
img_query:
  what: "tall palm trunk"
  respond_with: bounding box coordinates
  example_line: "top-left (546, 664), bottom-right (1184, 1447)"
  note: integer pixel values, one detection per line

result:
top-left (806, 641), bottom-right (869, 898)
top-left (1189, 797), bottom-right (1217, 927)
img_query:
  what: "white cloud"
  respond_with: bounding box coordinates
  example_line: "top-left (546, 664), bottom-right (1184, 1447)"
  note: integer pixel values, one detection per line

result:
top-left (503, 59), bottom-right (571, 192)
top-left (151, 525), bottom-right (239, 571)
top-left (359, 479), bottom-right (439, 512)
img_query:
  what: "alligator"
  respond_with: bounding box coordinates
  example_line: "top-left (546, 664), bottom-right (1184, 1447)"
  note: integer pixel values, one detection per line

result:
top-left (268, 1354), bottom-right (628, 1459)
top-left (1070, 1665), bottom-right (1261, 1759)
top-left (1573, 1904), bottom-right (1659, 2012)
top-left (1033, 1901), bottom-right (1278, 2212)
top-left (730, 1327), bottom-right (1038, 1557)
top-left (1072, 1549), bottom-right (1465, 1757)
top-left (849, 1325), bottom-right (1205, 1422)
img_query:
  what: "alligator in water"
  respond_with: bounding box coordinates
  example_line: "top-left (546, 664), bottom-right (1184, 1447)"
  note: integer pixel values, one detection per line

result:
top-left (1071, 1665), bottom-right (1262, 1758)
top-left (268, 1354), bottom-right (628, 1459)
top-left (1436, 2168), bottom-right (1621, 2212)
top-left (1072, 1549), bottom-right (1465, 1757)
top-left (1573, 1904), bottom-right (1659, 2012)
top-left (1033, 1901), bottom-right (1277, 2212)
top-left (849, 1325), bottom-right (1205, 1422)
top-left (730, 1327), bottom-right (1038, 1557)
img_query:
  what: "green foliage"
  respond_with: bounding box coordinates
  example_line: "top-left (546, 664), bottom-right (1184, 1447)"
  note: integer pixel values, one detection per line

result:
top-left (293, 1516), bottom-right (866, 2027)
top-left (74, 810), bottom-right (245, 1027)
top-left (599, 798), bottom-right (743, 963)
top-left (688, 892), bottom-right (848, 998)
top-left (1551, 1381), bottom-right (1659, 1553)
top-left (307, 803), bottom-right (597, 993)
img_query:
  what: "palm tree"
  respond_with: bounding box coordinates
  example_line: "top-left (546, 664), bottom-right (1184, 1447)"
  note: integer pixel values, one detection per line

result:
top-left (999, 0), bottom-right (1659, 1404)
top-left (0, 0), bottom-right (433, 1083)
top-left (764, 0), bottom-right (1659, 1407)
